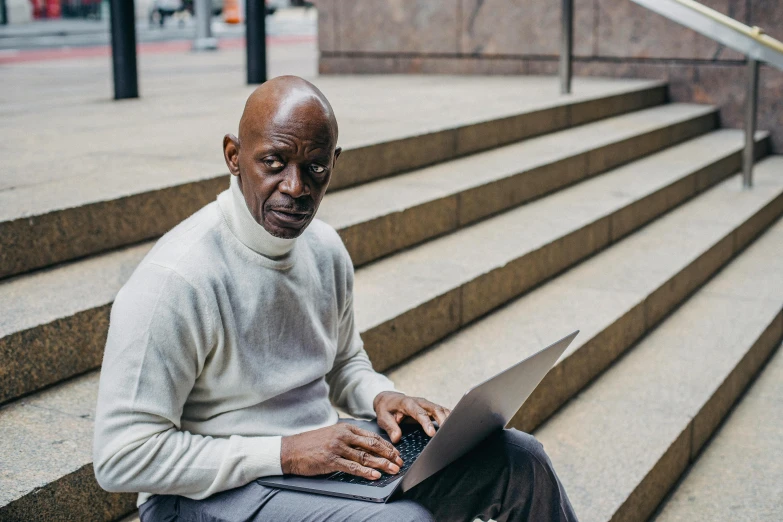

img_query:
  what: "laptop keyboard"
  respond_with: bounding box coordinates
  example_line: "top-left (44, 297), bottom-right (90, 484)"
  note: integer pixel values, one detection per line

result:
top-left (326, 429), bottom-right (431, 488)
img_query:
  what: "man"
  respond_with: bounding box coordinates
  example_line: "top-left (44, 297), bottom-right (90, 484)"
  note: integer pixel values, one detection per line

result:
top-left (93, 76), bottom-right (577, 521)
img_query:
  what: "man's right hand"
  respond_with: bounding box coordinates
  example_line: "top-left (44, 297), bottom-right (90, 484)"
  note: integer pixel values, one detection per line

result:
top-left (280, 423), bottom-right (404, 480)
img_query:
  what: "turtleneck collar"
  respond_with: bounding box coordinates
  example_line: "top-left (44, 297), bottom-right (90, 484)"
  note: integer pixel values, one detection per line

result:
top-left (217, 175), bottom-right (298, 259)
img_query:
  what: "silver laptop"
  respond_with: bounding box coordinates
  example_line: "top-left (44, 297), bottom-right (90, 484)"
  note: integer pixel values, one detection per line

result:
top-left (257, 331), bottom-right (578, 503)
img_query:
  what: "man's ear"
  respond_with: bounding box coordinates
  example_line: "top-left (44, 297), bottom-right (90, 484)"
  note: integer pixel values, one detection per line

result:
top-left (332, 147), bottom-right (342, 168)
top-left (223, 134), bottom-right (241, 176)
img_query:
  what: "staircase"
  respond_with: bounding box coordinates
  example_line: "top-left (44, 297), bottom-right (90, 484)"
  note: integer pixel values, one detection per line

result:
top-left (1, 76), bottom-right (781, 522)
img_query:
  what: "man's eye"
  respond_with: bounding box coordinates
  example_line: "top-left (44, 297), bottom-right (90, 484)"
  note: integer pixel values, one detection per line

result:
top-left (310, 164), bottom-right (326, 175)
top-left (264, 158), bottom-right (284, 169)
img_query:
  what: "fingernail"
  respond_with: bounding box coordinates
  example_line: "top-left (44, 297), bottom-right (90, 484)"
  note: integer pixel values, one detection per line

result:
top-left (389, 464), bottom-right (400, 474)
top-left (372, 470), bottom-right (381, 479)
top-left (396, 457), bottom-right (404, 466)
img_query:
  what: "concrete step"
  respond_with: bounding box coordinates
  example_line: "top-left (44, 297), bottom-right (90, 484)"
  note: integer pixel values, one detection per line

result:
top-left (654, 341), bottom-right (783, 522)
top-left (533, 214), bottom-right (783, 522)
top-left (321, 103), bottom-right (717, 266)
top-left (0, 372), bottom-right (136, 521)
top-left (388, 156), bottom-right (783, 432)
top-left (355, 132), bottom-right (769, 372)
top-left (0, 79), bottom-right (666, 280)
top-left (2, 159), bottom-right (781, 522)
top-left (1, 130), bottom-right (763, 404)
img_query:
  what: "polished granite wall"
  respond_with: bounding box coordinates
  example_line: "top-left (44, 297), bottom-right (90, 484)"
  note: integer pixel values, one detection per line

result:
top-left (318, 0), bottom-right (783, 152)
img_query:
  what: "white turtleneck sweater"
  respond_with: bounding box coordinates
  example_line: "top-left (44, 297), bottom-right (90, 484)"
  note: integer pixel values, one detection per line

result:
top-left (92, 176), bottom-right (396, 507)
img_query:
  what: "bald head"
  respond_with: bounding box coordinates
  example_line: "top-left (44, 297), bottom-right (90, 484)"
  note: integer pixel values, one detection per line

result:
top-left (223, 76), bottom-right (341, 240)
top-left (239, 76), bottom-right (338, 146)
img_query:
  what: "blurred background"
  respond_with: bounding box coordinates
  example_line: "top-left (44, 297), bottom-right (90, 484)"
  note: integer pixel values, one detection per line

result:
top-left (0, 0), bottom-right (313, 51)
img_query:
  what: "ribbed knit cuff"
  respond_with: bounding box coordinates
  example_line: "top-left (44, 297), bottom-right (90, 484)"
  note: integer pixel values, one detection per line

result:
top-left (240, 435), bottom-right (283, 478)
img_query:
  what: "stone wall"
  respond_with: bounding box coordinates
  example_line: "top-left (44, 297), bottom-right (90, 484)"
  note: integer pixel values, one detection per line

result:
top-left (318, 0), bottom-right (783, 152)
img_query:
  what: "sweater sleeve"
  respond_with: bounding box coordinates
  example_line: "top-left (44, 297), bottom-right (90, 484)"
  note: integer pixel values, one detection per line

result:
top-left (326, 258), bottom-right (396, 419)
top-left (92, 263), bottom-right (282, 499)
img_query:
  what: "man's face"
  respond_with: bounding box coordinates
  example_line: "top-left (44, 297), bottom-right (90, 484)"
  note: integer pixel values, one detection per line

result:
top-left (224, 101), bottom-right (340, 239)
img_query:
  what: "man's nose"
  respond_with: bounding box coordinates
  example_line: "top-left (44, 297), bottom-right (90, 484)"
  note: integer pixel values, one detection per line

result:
top-left (278, 165), bottom-right (309, 198)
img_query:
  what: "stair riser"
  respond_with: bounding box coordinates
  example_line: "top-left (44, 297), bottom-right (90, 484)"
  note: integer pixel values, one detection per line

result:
top-left (0, 177), bottom-right (229, 282)
top-left (342, 110), bottom-right (717, 267)
top-left (586, 112), bottom-right (714, 175)
top-left (611, 310), bottom-right (783, 522)
top-left (0, 306), bottom-right (110, 405)
top-left (690, 310), bottom-right (783, 459)
top-left (511, 190), bottom-right (783, 433)
top-left (0, 87), bottom-right (667, 282)
top-left (611, 136), bottom-right (769, 243)
top-left (0, 464), bottom-right (136, 522)
top-left (653, 335), bottom-right (783, 521)
top-left (365, 140), bottom-right (769, 373)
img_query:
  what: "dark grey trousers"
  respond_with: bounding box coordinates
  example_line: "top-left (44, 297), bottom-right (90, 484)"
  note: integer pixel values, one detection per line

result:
top-left (139, 429), bottom-right (578, 522)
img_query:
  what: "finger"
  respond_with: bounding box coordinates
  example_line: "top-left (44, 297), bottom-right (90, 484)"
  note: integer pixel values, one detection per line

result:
top-left (418, 399), bottom-right (449, 427)
top-left (432, 406), bottom-right (449, 426)
top-left (405, 399), bottom-right (436, 437)
top-left (375, 409), bottom-right (403, 445)
top-left (334, 457), bottom-right (381, 480)
top-left (340, 446), bottom-right (400, 475)
top-left (348, 426), bottom-right (403, 465)
top-left (345, 426), bottom-right (402, 466)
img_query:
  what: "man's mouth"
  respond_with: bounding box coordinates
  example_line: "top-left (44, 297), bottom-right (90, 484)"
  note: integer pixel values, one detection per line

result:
top-left (267, 208), bottom-right (312, 226)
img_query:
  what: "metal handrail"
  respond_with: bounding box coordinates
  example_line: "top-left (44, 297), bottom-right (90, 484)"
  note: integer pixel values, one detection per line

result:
top-left (632, 0), bottom-right (783, 71)
top-left (559, 0), bottom-right (783, 188)
top-left (660, 0), bottom-right (783, 55)
top-left (632, 0), bottom-right (783, 187)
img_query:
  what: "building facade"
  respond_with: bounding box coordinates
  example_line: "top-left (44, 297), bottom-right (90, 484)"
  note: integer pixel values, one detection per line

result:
top-left (318, 0), bottom-right (783, 152)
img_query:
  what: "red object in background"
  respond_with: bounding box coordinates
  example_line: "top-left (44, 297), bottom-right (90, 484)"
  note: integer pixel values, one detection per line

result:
top-left (30, 0), bottom-right (44, 18)
top-left (30, 0), bottom-right (61, 18)
top-left (224, 0), bottom-right (241, 23)
top-left (46, 0), bottom-right (62, 18)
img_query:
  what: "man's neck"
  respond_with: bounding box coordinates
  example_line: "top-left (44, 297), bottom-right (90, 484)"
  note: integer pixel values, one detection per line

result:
top-left (218, 175), bottom-right (298, 259)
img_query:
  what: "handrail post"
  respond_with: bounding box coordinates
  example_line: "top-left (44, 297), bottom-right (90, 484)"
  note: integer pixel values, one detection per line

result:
top-left (560, 0), bottom-right (573, 95)
top-left (743, 57), bottom-right (759, 188)
top-left (109, 0), bottom-right (138, 100)
top-left (247, 0), bottom-right (268, 84)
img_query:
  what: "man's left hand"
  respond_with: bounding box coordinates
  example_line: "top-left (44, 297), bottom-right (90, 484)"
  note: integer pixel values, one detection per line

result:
top-left (373, 391), bottom-right (451, 443)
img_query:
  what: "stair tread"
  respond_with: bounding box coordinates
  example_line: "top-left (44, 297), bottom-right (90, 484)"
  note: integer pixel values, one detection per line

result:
top-left (0, 77), bottom-right (663, 222)
top-left (533, 214), bottom-right (783, 522)
top-left (0, 244), bottom-right (151, 337)
top-left (655, 342), bottom-right (783, 522)
top-left (319, 103), bottom-right (714, 230)
top-left (3, 159), bottom-right (781, 512)
top-left (0, 371), bottom-right (99, 505)
top-left (354, 130), bottom-right (755, 331)
top-left (388, 157), bottom-right (783, 409)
